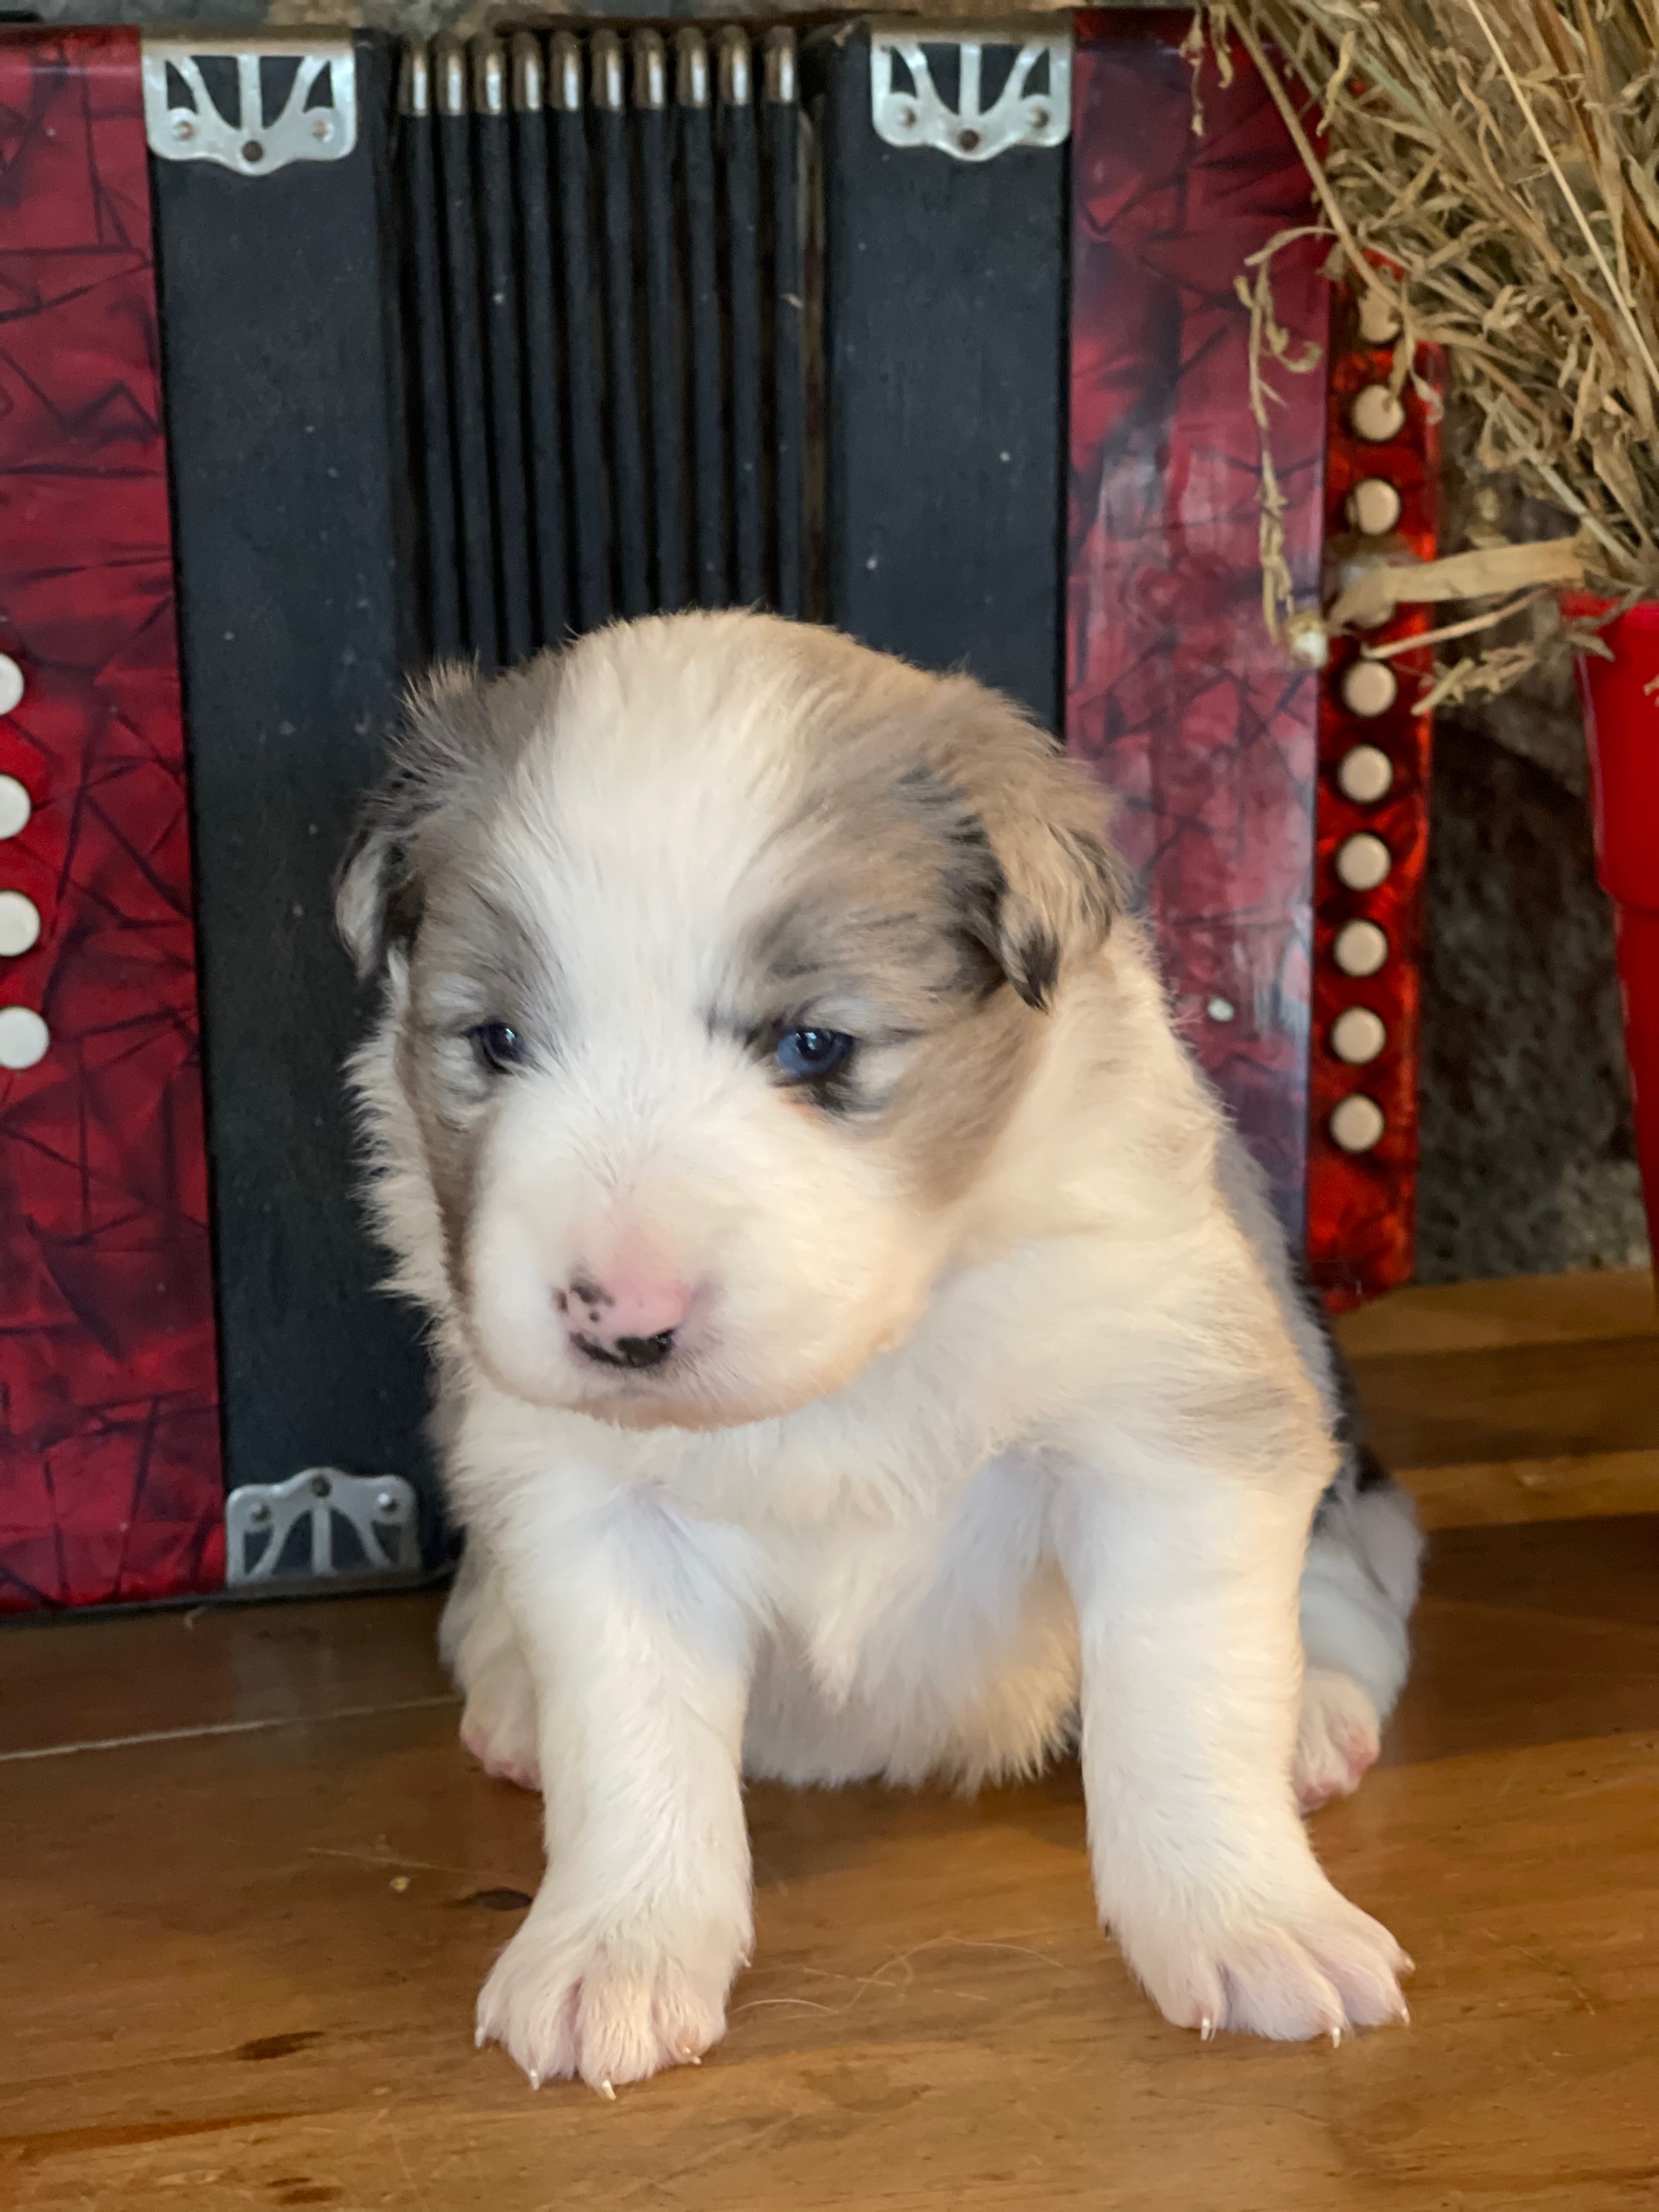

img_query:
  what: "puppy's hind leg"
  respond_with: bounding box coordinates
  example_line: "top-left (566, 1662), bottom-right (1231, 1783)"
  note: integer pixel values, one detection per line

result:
top-left (1296, 1450), bottom-right (1423, 1813)
top-left (441, 1538), bottom-right (542, 1792)
top-left (1212, 1124), bottom-right (1423, 1813)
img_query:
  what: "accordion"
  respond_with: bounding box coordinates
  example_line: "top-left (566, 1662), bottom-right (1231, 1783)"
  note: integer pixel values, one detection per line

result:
top-left (0, 12), bottom-right (1439, 1610)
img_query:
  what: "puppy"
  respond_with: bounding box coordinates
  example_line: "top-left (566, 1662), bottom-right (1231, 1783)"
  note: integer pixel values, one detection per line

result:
top-left (337, 611), bottom-right (1421, 2092)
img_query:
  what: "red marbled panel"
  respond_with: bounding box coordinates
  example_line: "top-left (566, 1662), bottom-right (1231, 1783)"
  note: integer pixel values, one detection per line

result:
top-left (1066, 13), bottom-right (1329, 1235)
top-left (0, 30), bottom-right (224, 1609)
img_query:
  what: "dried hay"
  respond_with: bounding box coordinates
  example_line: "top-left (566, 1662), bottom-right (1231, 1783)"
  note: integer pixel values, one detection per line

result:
top-left (1190, 0), bottom-right (1659, 689)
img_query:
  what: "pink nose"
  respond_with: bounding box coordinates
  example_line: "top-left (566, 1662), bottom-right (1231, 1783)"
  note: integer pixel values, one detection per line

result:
top-left (560, 1272), bottom-right (693, 1372)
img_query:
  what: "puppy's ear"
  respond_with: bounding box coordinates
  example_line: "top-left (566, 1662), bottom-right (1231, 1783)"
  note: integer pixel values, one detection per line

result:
top-left (335, 809), bottom-right (415, 982)
top-left (335, 663), bottom-right (480, 979)
top-left (917, 680), bottom-right (1127, 1011)
top-left (976, 765), bottom-right (1125, 1012)
top-left (336, 656), bottom-right (561, 981)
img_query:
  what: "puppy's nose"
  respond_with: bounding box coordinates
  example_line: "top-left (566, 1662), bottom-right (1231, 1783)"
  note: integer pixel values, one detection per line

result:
top-left (560, 1273), bottom-right (691, 1372)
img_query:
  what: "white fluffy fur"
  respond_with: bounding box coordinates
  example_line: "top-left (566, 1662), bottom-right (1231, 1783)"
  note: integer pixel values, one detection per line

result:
top-left (345, 614), bottom-right (1417, 2092)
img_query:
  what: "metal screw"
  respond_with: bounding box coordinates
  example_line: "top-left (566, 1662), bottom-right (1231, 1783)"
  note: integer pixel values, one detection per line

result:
top-left (898, 103), bottom-right (916, 127)
top-left (1029, 104), bottom-right (1048, 125)
top-left (958, 126), bottom-right (980, 150)
top-left (311, 114), bottom-right (332, 141)
top-left (309, 1472), bottom-right (332, 1498)
top-left (172, 115), bottom-right (195, 140)
top-left (242, 139), bottom-right (263, 163)
top-left (247, 1500), bottom-right (272, 1527)
top-left (375, 1489), bottom-right (400, 1516)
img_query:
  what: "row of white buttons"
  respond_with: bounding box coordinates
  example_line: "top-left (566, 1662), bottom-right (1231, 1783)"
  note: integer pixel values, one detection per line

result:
top-left (0, 653), bottom-right (48, 1070)
top-left (1325, 314), bottom-right (1408, 1152)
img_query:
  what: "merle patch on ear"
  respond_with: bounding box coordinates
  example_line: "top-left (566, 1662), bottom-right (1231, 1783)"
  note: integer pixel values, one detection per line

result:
top-left (335, 654), bottom-right (561, 981)
top-left (999, 815), bottom-right (1122, 1011)
top-left (901, 697), bottom-right (1126, 1012)
top-left (895, 764), bottom-right (1009, 1000)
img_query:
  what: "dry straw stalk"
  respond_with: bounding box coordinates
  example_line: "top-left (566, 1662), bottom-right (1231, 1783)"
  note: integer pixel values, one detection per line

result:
top-left (1194, 0), bottom-right (1659, 697)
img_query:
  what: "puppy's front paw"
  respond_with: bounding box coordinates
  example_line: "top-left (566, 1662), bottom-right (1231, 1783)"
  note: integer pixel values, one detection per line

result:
top-left (1115, 1869), bottom-right (1410, 2042)
top-left (476, 1905), bottom-right (745, 2092)
top-left (1294, 1667), bottom-right (1381, 1813)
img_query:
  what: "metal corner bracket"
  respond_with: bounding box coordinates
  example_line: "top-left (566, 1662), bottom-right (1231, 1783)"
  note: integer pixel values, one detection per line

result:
top-left (869, 20), bottom-right (1070, 162)
top-left (225, 1468), bottom-right (419, 1587)
top-left (142, 34), bottom-right (358, 177)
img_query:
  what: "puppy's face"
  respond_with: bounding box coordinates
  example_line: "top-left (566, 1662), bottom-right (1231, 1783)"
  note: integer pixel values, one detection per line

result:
top-left (339, 614), bottom-right (1118, 1429)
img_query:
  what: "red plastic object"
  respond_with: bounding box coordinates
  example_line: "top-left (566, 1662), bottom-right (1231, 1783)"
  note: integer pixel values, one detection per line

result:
top-left (1564, 595), bottom-right (1659, 1279)
top-left (1066, 13), bottom-right (1330, 1239)
top-left (0, 30), bottom-right (225, 1609)
top-left (1306, 304), bottom-right (1444, 1307)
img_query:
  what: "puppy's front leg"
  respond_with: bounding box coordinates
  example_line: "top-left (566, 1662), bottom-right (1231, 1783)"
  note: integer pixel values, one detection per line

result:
top-left (1057, 1353), bottom-right (1410, 2042)
top-left (473, 1481), bottom-right (756, 2092)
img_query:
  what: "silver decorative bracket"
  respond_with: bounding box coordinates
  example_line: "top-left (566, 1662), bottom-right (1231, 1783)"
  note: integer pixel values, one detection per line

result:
top-left (225, 1468), bottom-right (419, 1586)
top-left (870, 24), bottom-right (1070, 161)
top-left (142, 36), bottom-right (357, 176)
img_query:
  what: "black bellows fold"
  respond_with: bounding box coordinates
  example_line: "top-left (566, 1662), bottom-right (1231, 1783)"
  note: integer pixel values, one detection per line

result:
top-left (397, 23), bottom-right (806, 669)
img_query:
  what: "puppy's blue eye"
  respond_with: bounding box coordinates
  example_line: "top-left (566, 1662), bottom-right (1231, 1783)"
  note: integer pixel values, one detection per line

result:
top-left (470, 1021), bottom-right (526, 1074)
top-left (775, 1027), bottom-right (854, 1081)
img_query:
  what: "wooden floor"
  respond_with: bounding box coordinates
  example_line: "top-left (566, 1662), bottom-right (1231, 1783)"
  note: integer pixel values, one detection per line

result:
top-left (2, 1272), bottom-right (1655, 2211)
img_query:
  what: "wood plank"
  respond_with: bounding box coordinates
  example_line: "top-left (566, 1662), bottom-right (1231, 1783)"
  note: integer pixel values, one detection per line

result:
top-left (1344, 1271), bottom-right (1659, 1533)
top-left (1336, 1266), bottom-right (1657, 1358)
top-left (0, 1590), bottom-right (450, 1760)
top-left (1399, 1447), bottom-right (1659, 1531)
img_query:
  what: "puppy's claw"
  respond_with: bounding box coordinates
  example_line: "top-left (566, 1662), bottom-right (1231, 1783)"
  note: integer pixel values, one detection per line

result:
top-left (1199, 2015), bottom-right (1215, 2042)
top-left (527, 2068), bottom-right (543, 2091)
top-left (475, 2025), bottom-right (487, 2050)
top-left (596, 2077), bottom-right (617, 2102)
top-left (1396, 2000), bottom-right (1412, 2027)
top-left (1329, 2026), bottom-right (1342, 2050)
top-left (677, 2046), bottom-right (702, 2066)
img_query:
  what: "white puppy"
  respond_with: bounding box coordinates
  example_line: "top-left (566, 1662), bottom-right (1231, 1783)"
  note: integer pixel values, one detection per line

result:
top-left (337, 611), bottom-right (1421, 2093)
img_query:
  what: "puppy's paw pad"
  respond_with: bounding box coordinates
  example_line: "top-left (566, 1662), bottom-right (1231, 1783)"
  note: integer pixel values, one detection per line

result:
top-left (1125, 1882), bottom-right (1410, 2042)
top-left (476, 1915), bottom-right (740, 2090)
top-left (1294, 1667), bottom-right (1380, 1813)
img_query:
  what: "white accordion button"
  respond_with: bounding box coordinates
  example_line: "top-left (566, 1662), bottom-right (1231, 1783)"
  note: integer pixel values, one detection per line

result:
top-left (1337, 744), bottom-right (1394, 804)
top-left (0, 890), bottom-right (40, 957)
top-left (1350, 383), bottom-right (1406, 442)
top-left (0, 654), bottom-right (24, 717)
top-left (0, 1004), bottom-right (48, 1070)
top-left (1329, 1094), bottom-right (1386, 1153)
top-left (1331, 1007), bottom-right (1387, 1065)
top-left (1358, 292), bottom-right (1402, 346)
top-left (1348, 478), bottom-right (1402, 535)
top-left (1334, 919), bottom-right (1389, 979)
top-left (1340, 659), bottom-right (1398, 718)
top-left (0, 774), bottom-right (30, 840)
top-left (1335, 832), bottom-right (1392, 891)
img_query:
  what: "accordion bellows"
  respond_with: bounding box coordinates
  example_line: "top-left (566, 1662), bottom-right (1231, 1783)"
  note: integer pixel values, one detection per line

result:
top-left (401, 26), bottom-right (807, 668)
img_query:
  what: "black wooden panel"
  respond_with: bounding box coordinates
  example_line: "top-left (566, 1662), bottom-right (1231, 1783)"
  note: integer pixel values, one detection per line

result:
top-left (152, 36), bottom-right (441, 1561)
top-left (809, 24), bottom-right (1069, 731)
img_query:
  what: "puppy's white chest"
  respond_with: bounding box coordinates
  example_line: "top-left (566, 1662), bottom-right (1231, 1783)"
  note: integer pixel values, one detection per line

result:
top-left (761, 1447), bottom-right (1060, 1697)
top-left (736, 1447), bottom-right (1079, 1790)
